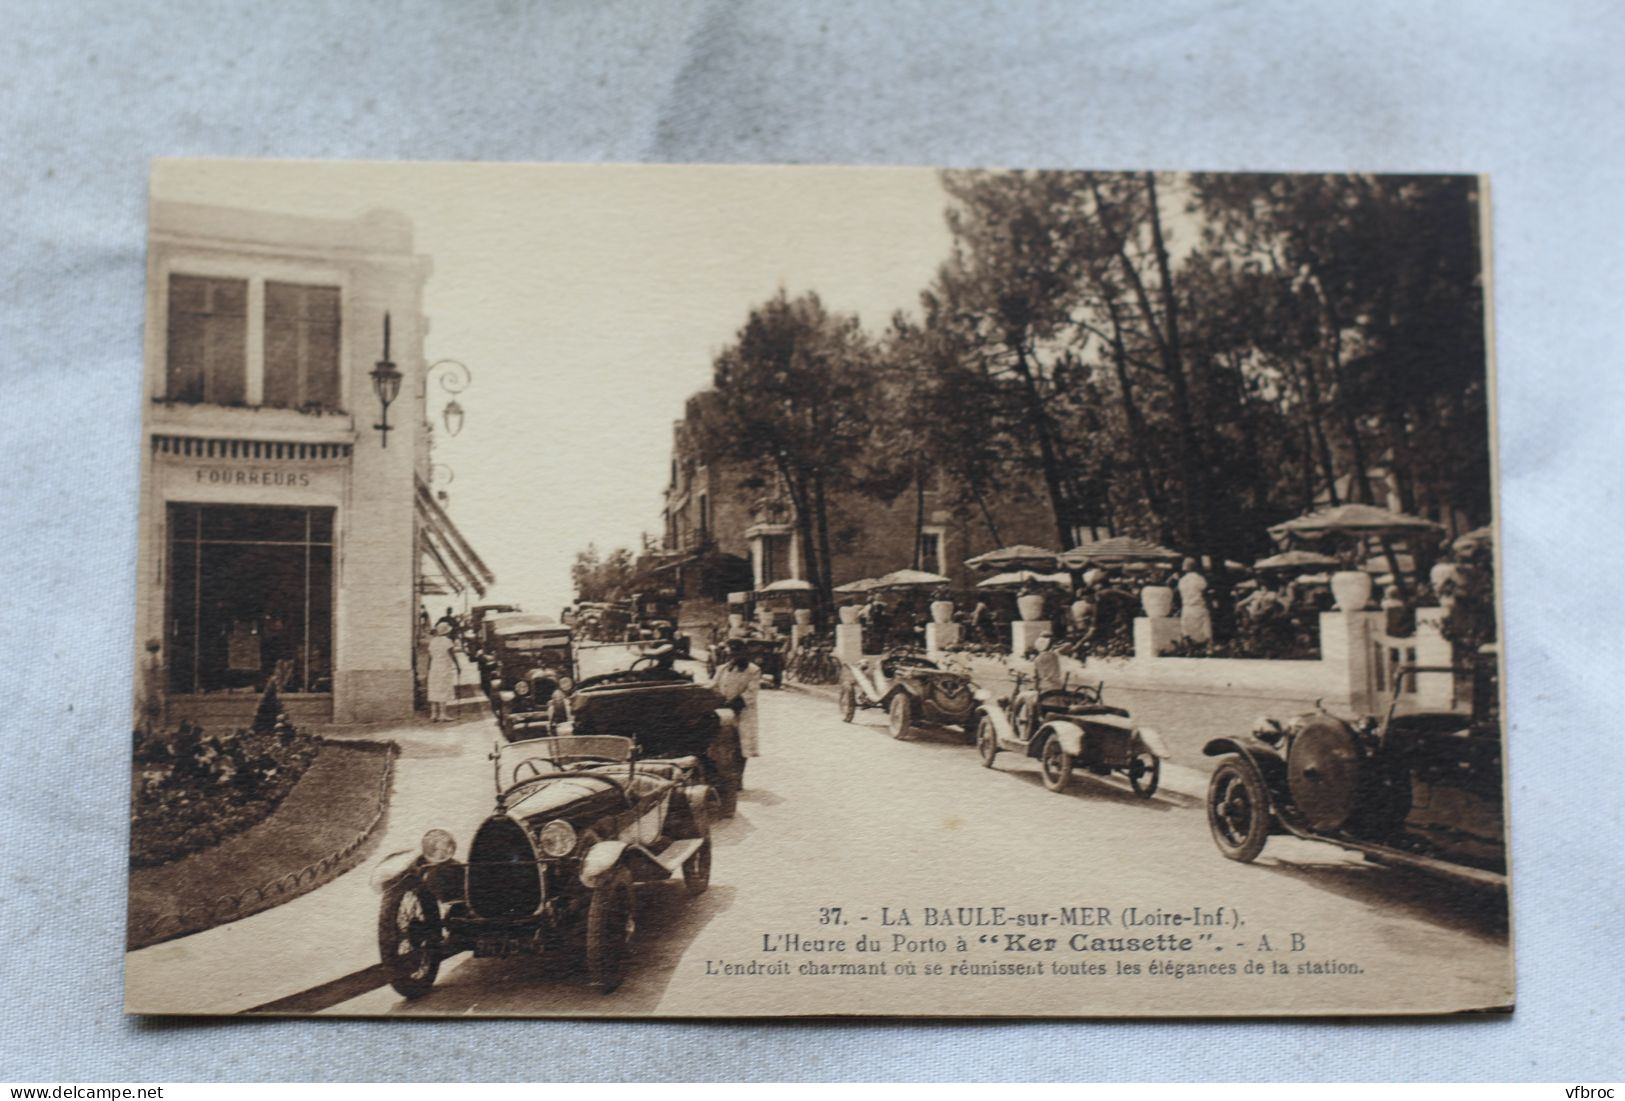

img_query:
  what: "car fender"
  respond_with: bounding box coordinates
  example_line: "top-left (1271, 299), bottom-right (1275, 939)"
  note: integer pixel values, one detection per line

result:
top-left (579, 841), bottom-right (629, 888)
top-left (369, 849), bottom-right (423, 894)
top-left (1134, 725), bottom-right (1171, 759)
top-left (1202, 737), bottom-right (1291, 802)
top-left (1031, 720), bottom-right (1084, 758)
top-left (580, 840), bottom-right (672, 887)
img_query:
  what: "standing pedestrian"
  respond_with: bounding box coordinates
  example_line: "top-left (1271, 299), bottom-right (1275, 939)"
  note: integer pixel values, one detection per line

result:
top-left (708, 639), bottom-right (761, 789)
top-left (1177, 557), bottom-right (1212, 644)
top-left (426, 621), bottom-right (460, 723)
top-left (137, 637), bottom-right (165, 735)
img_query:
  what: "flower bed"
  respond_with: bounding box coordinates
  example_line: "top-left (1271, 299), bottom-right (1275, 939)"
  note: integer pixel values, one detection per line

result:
top-left (130, 719), bottom-right (319, 868)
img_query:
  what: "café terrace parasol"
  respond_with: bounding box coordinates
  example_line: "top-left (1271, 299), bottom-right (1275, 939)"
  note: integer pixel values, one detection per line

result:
top-left (963, 544), bottom-right (1062, 573)
top-left (1268, 503), bottom-right (1444, 591)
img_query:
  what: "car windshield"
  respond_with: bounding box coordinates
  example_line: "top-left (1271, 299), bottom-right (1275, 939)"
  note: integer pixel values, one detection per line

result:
top-left (499, 633), bottom-right (572, 652)
top-left (496, 735), bottom-right (633, 787)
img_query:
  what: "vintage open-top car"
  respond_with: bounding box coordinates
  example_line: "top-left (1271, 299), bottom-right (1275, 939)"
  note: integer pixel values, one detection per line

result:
top-left (484, 619), bottom-right (577, 741)
top-left (1201, 655), bottom-right (1505, 885)
top-left (837, 650), bottom-right (978, 741)
top-left (973, 671), bottom-right (1166, 796)
top-left (567, 659), bottom-right (746, 817)
top-left (372, 734), bottom-right (716, 999)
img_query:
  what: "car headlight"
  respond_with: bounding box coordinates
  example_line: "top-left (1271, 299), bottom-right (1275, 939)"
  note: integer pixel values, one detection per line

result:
top-left (514, 679), bottom-right (530, 696)
top-left (537, 819), bottom-right (577, 858)
top-left (557, 675), bottom-right (574, 693)
top-left (421, 828), bottom-right (457, 863)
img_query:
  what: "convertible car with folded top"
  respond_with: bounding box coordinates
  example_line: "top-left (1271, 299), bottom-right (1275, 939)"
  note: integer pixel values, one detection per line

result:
top-left (371, 734), bottom-right (717, 999)
top-left (567, 659), bottom-right (747, 817)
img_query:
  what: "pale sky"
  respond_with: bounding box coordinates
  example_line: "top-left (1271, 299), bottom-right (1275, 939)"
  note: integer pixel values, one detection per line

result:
top-left (151, 161), bottom-right (954, 617)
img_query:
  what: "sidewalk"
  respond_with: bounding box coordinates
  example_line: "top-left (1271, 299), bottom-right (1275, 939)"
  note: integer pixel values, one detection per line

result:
top-left (124, 712), bottom-right (495, 1014)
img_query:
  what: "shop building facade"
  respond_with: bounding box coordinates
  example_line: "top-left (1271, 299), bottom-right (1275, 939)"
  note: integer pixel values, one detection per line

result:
top-left (136, 201), bottom-right (488, 726)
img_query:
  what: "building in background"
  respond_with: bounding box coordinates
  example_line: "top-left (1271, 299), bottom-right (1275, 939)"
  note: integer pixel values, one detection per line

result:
top-left (653, 398), bottom-right (1056, 633)
top-left (135, 201), bottom-right (491, 726)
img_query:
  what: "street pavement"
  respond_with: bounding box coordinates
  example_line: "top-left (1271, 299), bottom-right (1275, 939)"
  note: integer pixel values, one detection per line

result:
top-left (301, 657), bottom-right (1510, 1018)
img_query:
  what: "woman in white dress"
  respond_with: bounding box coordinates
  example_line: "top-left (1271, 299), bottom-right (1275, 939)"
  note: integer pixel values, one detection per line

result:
top-left (426, 621), bottom-right (460, 722)
top-left (708, 640), bottom-right (761, 787)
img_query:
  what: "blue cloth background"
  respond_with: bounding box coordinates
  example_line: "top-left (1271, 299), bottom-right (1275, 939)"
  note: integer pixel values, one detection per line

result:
top-left (2, 0), bottom-right (1621, 1082)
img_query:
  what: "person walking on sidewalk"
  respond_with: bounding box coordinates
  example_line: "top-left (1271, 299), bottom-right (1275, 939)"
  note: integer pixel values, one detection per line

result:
top-left (709, 639), bottom-right (761, 789)
top-left (426, 621), bottom-right (461, 722)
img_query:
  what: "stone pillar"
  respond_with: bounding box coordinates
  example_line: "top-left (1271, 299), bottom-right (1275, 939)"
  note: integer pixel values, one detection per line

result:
top-left (1410, 609), bottom-right (1456, 708)
top-left (925, 621), bottom-right (960, 656)
top-left (1132, 616), bottom-right (1185, 659)
top-left (790, 623), bottom-right (815, 654)
top-left (1011, 620), bottom-right (1047, 657)
top-left (1320, 610), bottom-right (1378, 712)
top-left (834, 623), bottom-right (864, 666)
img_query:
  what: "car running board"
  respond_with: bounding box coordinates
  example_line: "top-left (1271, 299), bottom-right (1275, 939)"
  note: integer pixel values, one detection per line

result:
top-left (1280, 824), bottom-right (1506, 888)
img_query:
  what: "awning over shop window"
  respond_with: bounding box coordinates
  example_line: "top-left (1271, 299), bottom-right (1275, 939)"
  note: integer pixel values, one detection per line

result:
top-left (416, 475), bottom-right (495, 599)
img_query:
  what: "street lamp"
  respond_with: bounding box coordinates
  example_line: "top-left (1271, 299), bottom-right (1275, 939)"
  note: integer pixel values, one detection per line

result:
top-left (426, 359), bottom-right (472, 437)
top-left (369, 312), bottom-right (403, 448)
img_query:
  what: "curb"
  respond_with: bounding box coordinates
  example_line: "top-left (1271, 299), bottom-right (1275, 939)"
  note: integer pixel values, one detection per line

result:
top-left (128, 740), bottom-right (399, 949)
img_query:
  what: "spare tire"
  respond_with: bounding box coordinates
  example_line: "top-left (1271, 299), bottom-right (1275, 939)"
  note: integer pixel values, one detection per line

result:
top-left (1286, 715), bottom-right (1363, 831)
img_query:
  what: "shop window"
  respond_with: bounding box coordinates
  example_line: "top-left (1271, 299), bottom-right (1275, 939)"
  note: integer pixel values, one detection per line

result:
top-left (167, 503), bottom-right (334, 695)
top-left (264, 282), bottom-right (342, 410)
top-left (166, 275), bottom-right (247, 404)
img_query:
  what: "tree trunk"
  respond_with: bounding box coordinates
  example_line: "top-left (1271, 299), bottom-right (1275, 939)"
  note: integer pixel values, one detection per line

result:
top-left (967, 477), bottom-right (1004, 546)
top-left (1009, 339), bottom-right (1075, 550)
top-left (1102, 291), bottom-right (1169, 533)
top-left (813, 470), bottom-right (835, 622)
top-left (911, 466), bottom-right (926, 569)
top-left (1143, 171), bottom-right (1210, 552)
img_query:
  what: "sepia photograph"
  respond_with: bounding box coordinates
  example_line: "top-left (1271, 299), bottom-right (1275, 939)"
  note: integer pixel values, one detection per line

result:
top-left (124, 159), bottom-right (1509, 1019)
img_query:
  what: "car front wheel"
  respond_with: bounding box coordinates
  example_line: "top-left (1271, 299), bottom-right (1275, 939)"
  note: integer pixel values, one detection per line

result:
top-left (586, 865), bottom-right (637, 992)
top-left (1039, 736), bottom-right (1073, 792)
top-left (1208, 759), bottom-right (1270, 862)
top-left (1128, 748), bottom-right (1161, 798)
top-left (887, 693), bottom-right (917, 740)
top-left (377, 880), bottom-right (441, 999)
top-left (976, 715), bottom-right (999, 769)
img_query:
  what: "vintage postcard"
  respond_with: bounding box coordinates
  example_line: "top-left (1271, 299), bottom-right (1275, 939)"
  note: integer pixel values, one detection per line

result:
top-left (125, 160), bottom-right (1510, 1017)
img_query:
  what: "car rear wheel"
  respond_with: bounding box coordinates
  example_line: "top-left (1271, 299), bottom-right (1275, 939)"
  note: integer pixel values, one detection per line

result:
top-left (1039, 736), bottom-right (1073, 792)
top-left (586, 865), bottom-right (636, 992)
top-left (976, 715), bottom-right (999, 769)
top-left (1208, 759), bottom-right (1270, 863)
top-left (378, 880), bottom-right (441, 999)
top-left (887, 693), bottom-right (917, 740)
top-left (1128, 748), bottom-right (1161, 798)
top-left (838, 683), bottom-right (856, 723)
